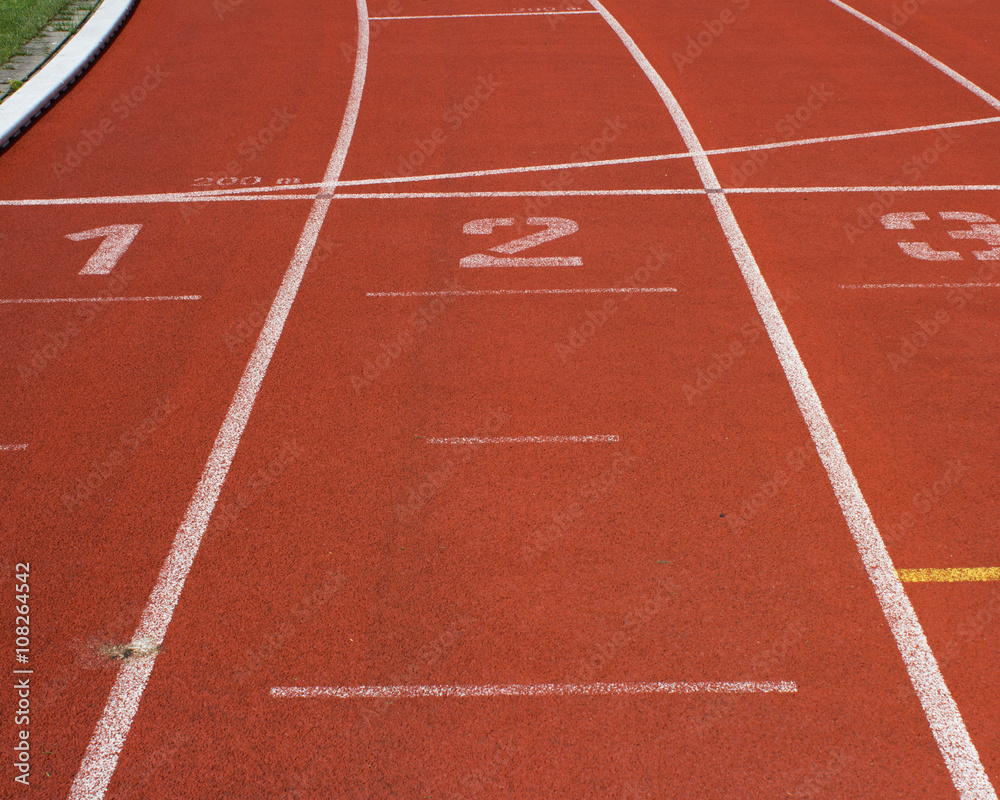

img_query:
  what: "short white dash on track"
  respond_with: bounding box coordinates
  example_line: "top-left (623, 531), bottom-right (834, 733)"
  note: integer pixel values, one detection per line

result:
top-left (370, 10), bottom-right (599, 19)
top-left (367, 287), bottom-right (677, 298)
top-left (727, 185), bottom-right (1000, 194)
top-left (0, 295), bottom-right (201, 303)
top-left (271, 681), bottom-right (797, 699)
top-left (425, 435), bottom-right (619, 444)
top-left (0, 444), bottom-right (29, 451)
top-left (841, 283), bottom-right (1000, 289)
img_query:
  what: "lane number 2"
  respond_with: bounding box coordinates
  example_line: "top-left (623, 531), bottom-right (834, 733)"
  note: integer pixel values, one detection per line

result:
top-left (66, 224), bottom-right (143, 275)
top-left (461, 217), bottom-right (582, 267)
top-left (880, 211), bottom-right (1000, 261)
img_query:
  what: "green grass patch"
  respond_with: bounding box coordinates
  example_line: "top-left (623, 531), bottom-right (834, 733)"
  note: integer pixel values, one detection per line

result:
top-left (0, 0), bottom-right (78, 66)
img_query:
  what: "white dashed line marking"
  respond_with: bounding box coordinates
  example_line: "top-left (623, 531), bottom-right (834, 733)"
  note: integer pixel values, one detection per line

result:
top-left (367, 287), bottom-right (677, 297)
top-left (271, 681), bottom-right (797, 698)
top-left (0, 296), bottom-right (201, 303)
top-left (425, 435), bottom-right (619, 444)
top-left (841, 283), bottom-right (1000, 289)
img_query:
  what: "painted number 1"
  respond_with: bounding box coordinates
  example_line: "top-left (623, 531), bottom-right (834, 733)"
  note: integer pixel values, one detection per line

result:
top-left (66, 224), bottom-right (143, 275)
top-left (461, 217), bottom-right (581, 267)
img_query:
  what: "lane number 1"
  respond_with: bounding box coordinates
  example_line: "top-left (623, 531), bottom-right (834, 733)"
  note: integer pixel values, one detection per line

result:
top-left (461, 217), bottom-right (582, 267)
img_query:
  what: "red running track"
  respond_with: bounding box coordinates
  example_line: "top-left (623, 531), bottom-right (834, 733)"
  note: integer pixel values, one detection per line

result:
top-left (1, 0), bottom-right (998, 798)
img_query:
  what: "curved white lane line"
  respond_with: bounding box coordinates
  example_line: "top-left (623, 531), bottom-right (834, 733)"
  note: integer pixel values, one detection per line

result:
top-left (65, 0), bottom-right (370, 797)
top-left (587, 1), bottom-right (997, 798)
top-left (826, 0), bottom-right (1000, 111)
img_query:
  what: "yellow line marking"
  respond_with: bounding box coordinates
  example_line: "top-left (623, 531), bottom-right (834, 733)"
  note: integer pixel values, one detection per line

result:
top-left (897, 567), bottom-right (1000, 582)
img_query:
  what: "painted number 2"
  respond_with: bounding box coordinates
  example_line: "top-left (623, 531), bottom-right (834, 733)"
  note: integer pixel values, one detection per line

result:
top-left (880, 212), bottom-right (1000, 261)
top-left (66, 224), bottom-right (143, 275)
top-left (461, 217), bottom-right (581, 267)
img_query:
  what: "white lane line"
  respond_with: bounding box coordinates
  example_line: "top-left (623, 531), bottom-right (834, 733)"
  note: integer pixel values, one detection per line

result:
top-left (324, 189), bottom-right (705, 198)
top-left (371, 10), bottom-right (599, 19)
top-left (335, 116), bottom-right (1000, 187)
top-left (0, 296), bottom-right (201, 303)
top-left (335, 152), bottom-right (692, 186)
top-left (826, 0), bottom-right (1000, 111)
top-left (589, 2), bottom-right (997, 799)
top-left (0, 193), bottom-right (319, 207)
top-left (842, 283), bottom-right (1000, 289)
top-left (367, 287), bottom-right (677, 297)
top-left (272, 681), bottom-right (797, 699)
top-left (66, 1), bottom-right (370, 799)
top-left (729, 185), bottom-right (1000, 193)
top-left (6, 182), bottom-right (1000, 209)
top-left (206, 116), bottom-right (1000, 194)
top-left (0, 444), bottom-right (29, 451)
top-left (708, 116), bottom-right (1000, 158)
top-left (425, 435), bottom-right (619, 444)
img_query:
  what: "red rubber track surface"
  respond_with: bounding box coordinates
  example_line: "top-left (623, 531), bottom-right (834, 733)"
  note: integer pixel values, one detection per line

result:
top-left (1, 0), bottom-right (998, 797)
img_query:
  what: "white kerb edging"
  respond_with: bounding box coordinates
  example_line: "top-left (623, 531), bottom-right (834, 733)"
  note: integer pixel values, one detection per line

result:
top-left (0, 0), bottom-right (138, 150)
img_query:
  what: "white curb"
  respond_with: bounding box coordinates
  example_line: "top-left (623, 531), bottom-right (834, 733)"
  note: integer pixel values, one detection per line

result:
top-left (0, 0), bottom-right (138, 150)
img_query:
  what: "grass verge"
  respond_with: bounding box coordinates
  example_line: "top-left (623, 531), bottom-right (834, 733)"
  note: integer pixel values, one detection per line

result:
top-left (0, 0), bottom-right (83, 66)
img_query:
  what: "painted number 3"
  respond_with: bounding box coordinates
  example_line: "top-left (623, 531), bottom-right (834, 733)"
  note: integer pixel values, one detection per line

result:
top-left (880, 211), bottom-right (1000, 261)
top-left (461, 217), bottom-right (581, 267)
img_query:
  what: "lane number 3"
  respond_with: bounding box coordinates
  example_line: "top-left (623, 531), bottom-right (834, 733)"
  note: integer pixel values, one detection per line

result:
top-left (461, 217), bottom-right (581, 267)
top-left (880, 212), bottom-right (1000, 261)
